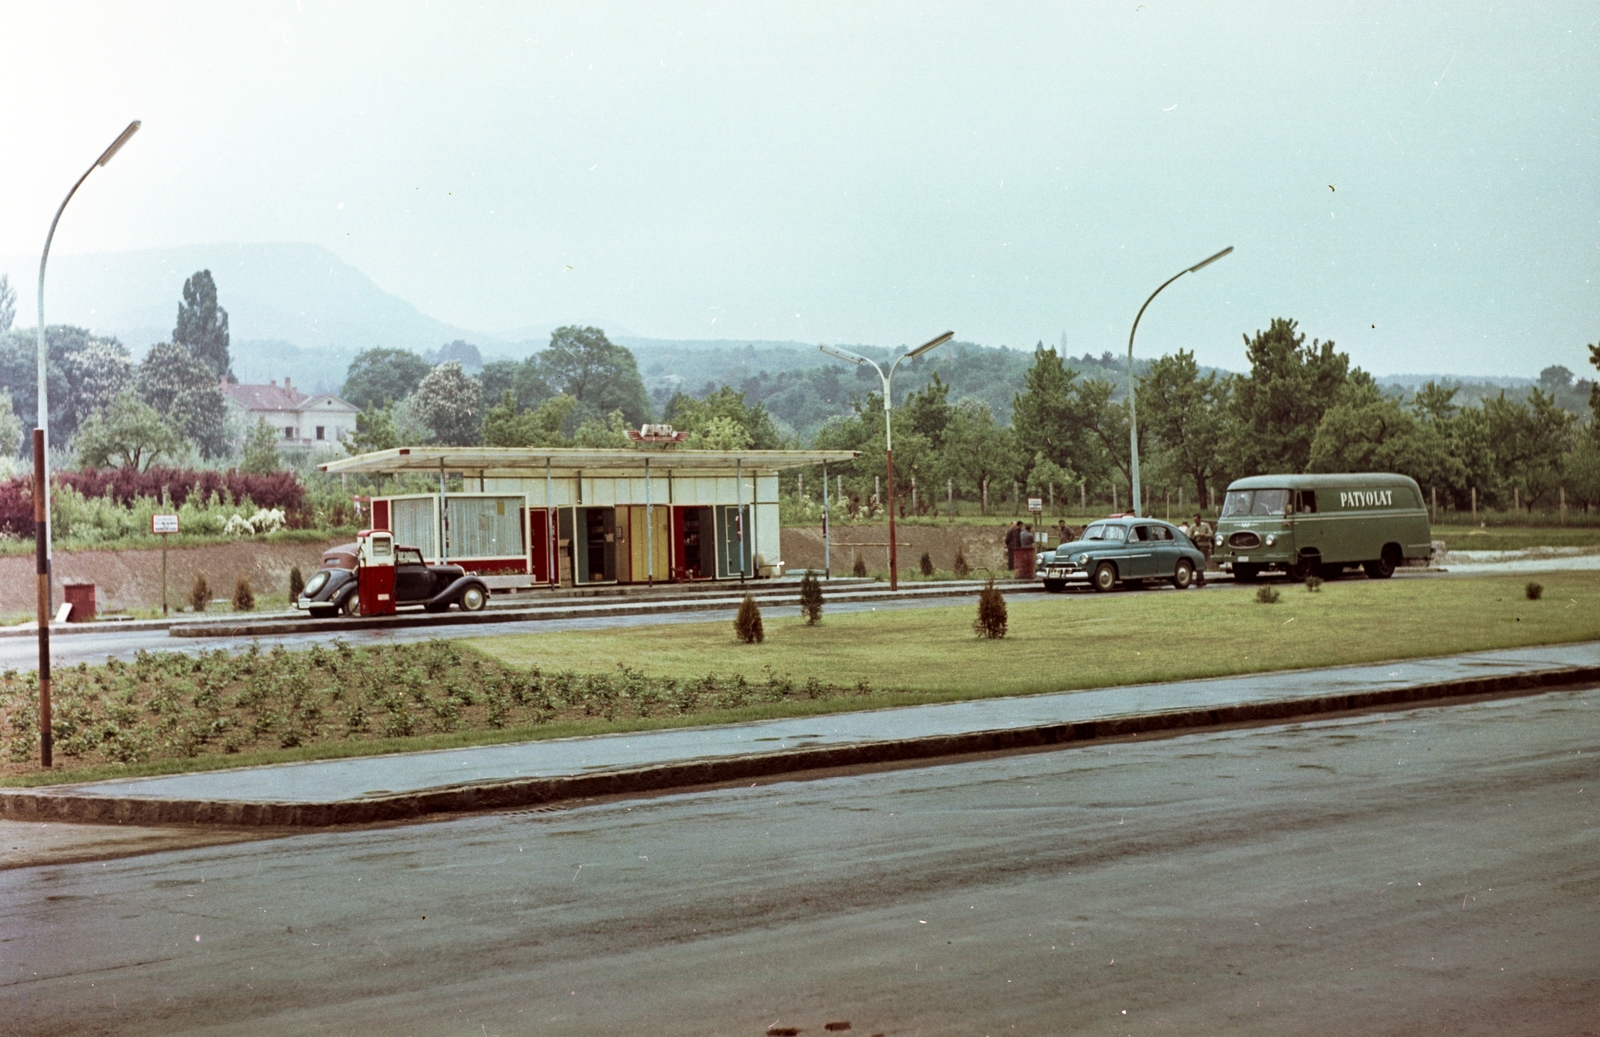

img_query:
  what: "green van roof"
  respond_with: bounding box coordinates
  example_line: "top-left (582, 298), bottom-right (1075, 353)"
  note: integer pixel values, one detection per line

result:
top-left (1224, 472), bottom-right (1423, 492)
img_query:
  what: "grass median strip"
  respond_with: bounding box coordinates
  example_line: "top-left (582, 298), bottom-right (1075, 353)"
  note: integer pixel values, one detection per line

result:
top-left (2, 571), bottom-right (1596, 788)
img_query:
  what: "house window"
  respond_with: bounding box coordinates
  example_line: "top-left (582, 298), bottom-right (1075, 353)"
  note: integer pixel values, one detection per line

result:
top-left (316, 426), bottom-right (326, 441)
top-left (284, 426), bottom-right (295, 440)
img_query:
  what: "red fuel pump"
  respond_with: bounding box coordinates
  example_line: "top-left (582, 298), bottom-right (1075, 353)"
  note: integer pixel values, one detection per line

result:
top-left (356, 529), bottom-right (397, 617)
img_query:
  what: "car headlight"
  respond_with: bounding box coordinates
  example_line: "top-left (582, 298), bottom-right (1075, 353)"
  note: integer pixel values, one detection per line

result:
top-left (1265, 534), bottom-right (1276, 547)
top-left (1075, 553), bottom-right (1090, 565)
top-left (303, 571), bottom-right (330, 596)
top-left (1214, 533), bottom-right (1224, 547)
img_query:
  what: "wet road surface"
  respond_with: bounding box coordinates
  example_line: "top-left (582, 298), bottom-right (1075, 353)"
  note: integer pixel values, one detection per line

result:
top-left (3, 688), bottom-right (1597, 1036)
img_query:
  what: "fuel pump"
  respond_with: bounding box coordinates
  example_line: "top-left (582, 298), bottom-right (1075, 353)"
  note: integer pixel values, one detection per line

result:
top-left (356, 529), bottom-right (397, 617)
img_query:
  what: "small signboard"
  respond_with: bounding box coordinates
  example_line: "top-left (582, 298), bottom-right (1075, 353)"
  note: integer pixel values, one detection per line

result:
top-left (1027, 497), bottom-right (1043, 513)
top-left (152, 514), bottom-right (180, 534)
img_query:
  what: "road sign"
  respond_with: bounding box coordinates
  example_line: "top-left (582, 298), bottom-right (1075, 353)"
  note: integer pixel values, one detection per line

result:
top-left (152, 514), bottom-right (179, 534)
top-left (1027, 498), bottom-right (1043, 512)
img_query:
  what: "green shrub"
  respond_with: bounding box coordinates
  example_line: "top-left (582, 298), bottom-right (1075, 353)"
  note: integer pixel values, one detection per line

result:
top-left (952, 547), bottom-right (970, 579)
top-left (1304, 575), bottom-right (1323, 593)
top-left (919, 551), bottom-right (934, 577)
top-left (799, 570), bottom-right (823, 625)
top-left (1256, 585), bottom-right (1281, 604)
top-left (1525, 581), bottom-right (1543, 600)
top-left (232, 576), bottom-right (256, 612)
top-left (189, 574), bottom-right (211, 613)
top-left (288, 566), bottom-right (305, 601)
top-left (852, 553), bottom-right (867, 578)
top-left (734, 593), bottom-right (765, 644)
top-left (973, 577), bottom-right (1007, 639)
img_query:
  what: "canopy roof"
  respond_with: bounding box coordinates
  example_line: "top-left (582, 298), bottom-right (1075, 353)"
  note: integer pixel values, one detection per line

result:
top-left (320, 446), bottom-right (859, 477)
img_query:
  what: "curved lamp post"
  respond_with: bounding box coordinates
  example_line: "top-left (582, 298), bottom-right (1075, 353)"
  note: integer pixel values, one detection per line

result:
top-left (821, 330), bottom-right (953, 590)
top-left (1127, 246), bottom-right (1232, 517)
top-left (34, 119), bottom-right (140, 768)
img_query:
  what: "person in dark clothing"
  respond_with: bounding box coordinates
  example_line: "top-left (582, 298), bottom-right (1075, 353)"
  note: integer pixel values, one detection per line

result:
top-left (1003, 521), bottom-right (1022, 572)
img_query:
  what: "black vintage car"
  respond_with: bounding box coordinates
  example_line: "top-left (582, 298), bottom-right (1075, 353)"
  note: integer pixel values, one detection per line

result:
top-left (296, 543), bottom-right (491, 618)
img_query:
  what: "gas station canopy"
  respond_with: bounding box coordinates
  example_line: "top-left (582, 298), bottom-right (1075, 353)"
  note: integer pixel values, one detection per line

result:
top-left (320, 446), bottom-right (859, 476)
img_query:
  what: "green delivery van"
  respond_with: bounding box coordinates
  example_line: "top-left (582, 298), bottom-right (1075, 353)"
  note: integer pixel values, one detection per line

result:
top-left (1213, 473), bottom-right (1433, 582)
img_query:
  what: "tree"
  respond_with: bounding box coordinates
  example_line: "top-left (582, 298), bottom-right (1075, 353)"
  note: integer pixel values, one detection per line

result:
top-left (0, 273), bottom-right (14, 333)
top-left (72, 391), bottom-right (186, 471)
top-left (1412, 381), bottom-right (1460, 424)
top-left (173, 270), bottom-right (232, 381)
top-left (430, 340), bottom-right (483, 370)
top-left (341, 348), bottom-right (432, 411)
top-left (349, 405), bottom-right (400, 453)
top-left (666, 385), bottom-right (783, 449)
top-left (535, 326), bottom-right (651, 425)
top-left (1226, 318), bottom-right (1352, 475)
top-left (411, 361), bottom-right (483, 445)
top-left (479, 360), bottom-right (522, 409)
top-left (1538, 365), bottom-right (1574, 392)
top-left (0, 325), bottom-right (133, 446)
top-left (240, 417), bottom-right (282, 474)
top-left (484, 391), bottom-right (577, 447)
top-left (799, 570), bottom-right (823, 625)
top-left (62, 339), bottom-right (135, 418)
top-left (1011, 346), bottom-right (1097, 480)
top-left (734, 592), bottom-right (765, 644)
top-left (0, 391), bottom-right (22, 460)
top-left (1484, 388), bottom-right (1575, 507)
top-left (939, 399), bottom-right (1019, 507)
top-left (1308, 395), bottom-right (1466, 493)
top-left (1588, 341), bottom-right (1600, 433)
top-left (1136, 349), bottom-right (1231, 504)
top-left (137, 342), bottom-right (228, 457)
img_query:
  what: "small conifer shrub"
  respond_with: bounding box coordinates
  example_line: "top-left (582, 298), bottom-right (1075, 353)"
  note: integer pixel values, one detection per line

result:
top-left (232, 576), bottom-right (256, 612)
top-left (1304, 575), bottom-right (1323, 592)
top-left (973, 577), bottom-right (1007, 639)
top-left (289, 566), bottom-right (306, 601)
top-left (919, 551), bottom-right (934, 577)
top-left (1256, 585), bottom-right (1280, 604)
top-left (190, 574), bottom-right (211, 613)
top-left (799, 570), bottom-right (823, 625)
top-left (1525, 581), bottom-right (1543, 600)
top-left (852, 553), bottom-right (867, 578)
top-left (734, 593), bottom-right (765, 643)
top-left (952, 546), bottom-right (970, 578)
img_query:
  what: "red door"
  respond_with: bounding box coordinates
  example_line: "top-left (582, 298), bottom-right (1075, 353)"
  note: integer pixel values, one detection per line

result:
top-left (529, 508), bottom-right (556, 585)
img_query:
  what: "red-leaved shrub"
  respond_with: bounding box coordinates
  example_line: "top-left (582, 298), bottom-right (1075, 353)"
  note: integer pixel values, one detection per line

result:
top-left (0, 467), bottom-right (306, 538)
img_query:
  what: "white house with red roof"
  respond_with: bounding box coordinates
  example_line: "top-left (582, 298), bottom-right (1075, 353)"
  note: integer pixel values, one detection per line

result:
top-left (221, 377), bottom-right (360, 449)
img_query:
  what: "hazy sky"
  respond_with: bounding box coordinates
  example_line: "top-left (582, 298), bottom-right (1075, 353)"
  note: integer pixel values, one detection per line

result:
top-left (2, 2), bottom-right (1596, 377)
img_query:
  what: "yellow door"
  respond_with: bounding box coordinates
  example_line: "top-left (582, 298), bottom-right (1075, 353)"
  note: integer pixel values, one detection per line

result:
top-left (628, 505), bottom-right (672, 582)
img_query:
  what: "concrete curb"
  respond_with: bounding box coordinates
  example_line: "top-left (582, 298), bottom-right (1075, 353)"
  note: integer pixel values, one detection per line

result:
top-left (5, 664), bottom-right (1595, 828)
top-left (168, 580), bottom-right (1039, 638)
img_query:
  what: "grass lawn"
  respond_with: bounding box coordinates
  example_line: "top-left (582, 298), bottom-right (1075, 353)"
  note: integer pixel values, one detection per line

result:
top-left (1435, 524), bottom-right (1600, 552)
top-left (475, 570), bottom-right (1600, 698)
top-left (3, 571), bottom-right (1594, 788)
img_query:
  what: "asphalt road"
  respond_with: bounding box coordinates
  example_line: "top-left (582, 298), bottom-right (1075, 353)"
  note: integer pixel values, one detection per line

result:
top-left (4, 688), bottom-right (1596, 1036)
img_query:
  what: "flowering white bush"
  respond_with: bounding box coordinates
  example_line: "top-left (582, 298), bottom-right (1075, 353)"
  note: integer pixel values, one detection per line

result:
top-left (222, 508), bottom-right (286, 537)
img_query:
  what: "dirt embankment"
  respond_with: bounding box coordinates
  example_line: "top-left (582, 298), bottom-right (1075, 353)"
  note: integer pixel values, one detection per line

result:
top-left (0, 538), bottom-right (349, 614)
top-left (782, 523), bottom-right (1034, 574)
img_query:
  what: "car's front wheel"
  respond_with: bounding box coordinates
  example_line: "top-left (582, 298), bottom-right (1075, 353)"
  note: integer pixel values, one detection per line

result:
top-left (1091, 562), bottom-right (1118, 593)
top-left (1172, 559), bottom-right (1195, 589)
top-left (458, 586), bottom-right (489, 612)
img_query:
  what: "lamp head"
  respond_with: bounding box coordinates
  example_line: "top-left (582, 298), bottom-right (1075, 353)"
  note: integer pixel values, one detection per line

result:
top-left (819, 344), bottom-right (870, 366)
top-left (97, 121), bottom-right (141, 167)
top-left (1187, 246), bottom-right (1233, 274)
top-left (906, 330), bottom-right (955, 359)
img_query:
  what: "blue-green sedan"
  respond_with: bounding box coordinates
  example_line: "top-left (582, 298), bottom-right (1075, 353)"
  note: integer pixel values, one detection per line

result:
top-left (1038, 517), bottom-right (1207, 593)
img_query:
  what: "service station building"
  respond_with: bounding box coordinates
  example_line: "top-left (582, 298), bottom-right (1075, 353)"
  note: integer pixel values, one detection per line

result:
top-left (321, 446), bottom-right (857, 589)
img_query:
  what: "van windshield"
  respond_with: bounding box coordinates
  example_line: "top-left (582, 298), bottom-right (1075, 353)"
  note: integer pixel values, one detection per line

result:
top-left (1082, 523), bottom-right (1126, 542)
top-left (1221, 489), bottom-right (1290, 517)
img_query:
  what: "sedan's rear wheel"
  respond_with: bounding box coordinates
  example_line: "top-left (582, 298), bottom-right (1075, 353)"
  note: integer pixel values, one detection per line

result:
top-left (1091, 562), bottom-right (1118, 593)
top-left (338, 592), bottom-right (360, 617)
top-left (458, 586), bottom-right (488, 612)
top-left (1172, 559), bottom-right (1195, 589)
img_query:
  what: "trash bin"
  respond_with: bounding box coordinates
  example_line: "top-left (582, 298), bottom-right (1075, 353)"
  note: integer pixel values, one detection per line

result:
top-left (1014, 546), bottom-right (1036, 580)
top-left (62, 582), bottom-right (96, 623)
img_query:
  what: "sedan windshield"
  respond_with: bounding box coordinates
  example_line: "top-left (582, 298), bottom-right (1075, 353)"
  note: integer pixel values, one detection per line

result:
top-left (1221, 489), bottom-right (1291, 517)
top-left (1081, 523), bottom-right (1127, 542)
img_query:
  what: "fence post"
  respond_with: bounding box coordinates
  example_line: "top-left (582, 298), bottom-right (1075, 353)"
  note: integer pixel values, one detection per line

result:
top-left (1431, 486), bottom-right (1437, 523)
top-left (1560, 486), bottom-right (1566, 525)
top-left (1013, 481), bottom-right (1020, 516)
top-left (982, 478), bottom-right (988, 515)
top-left (1081, 482), bottom-right (1086, 514)
top-left (1471, 486), bottom-right (1476, 518)
top-left (948, 479), bottom-right (954, 523)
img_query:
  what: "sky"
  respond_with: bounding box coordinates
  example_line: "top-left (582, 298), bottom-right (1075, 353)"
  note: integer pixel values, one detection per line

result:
top-left (1, 2), bottom-right (1596, 378)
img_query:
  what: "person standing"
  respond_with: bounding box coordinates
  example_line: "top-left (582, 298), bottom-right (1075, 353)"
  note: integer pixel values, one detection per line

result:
top-left (1056, 518), bottom-right (1075, 544)
top-left (1191, 513), bottom-right (1213, 585)
top-left (1003, 521), bottom-right (1021, 572)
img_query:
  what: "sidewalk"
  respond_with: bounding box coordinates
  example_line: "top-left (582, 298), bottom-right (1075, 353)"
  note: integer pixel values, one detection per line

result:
top-left (4, 641), bottom-right (1596, 827)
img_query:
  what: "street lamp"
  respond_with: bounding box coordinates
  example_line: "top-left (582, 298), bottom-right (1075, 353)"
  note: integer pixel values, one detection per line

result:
top-left (33, 119), bottom-right (140, 768)
top-left (1126, 246), bottom-right (1232, 517)
top-left (821, 330), bottom-right (953, 590)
